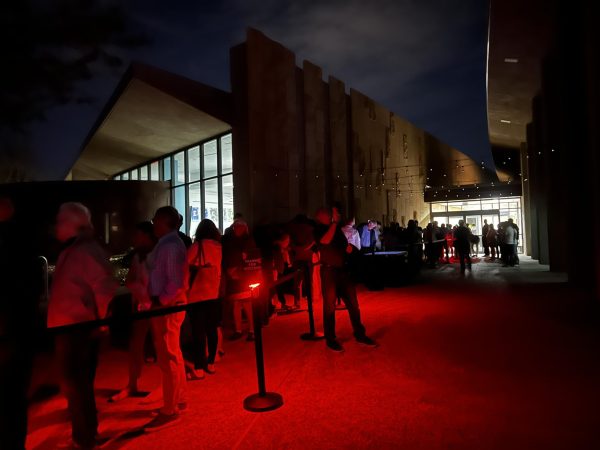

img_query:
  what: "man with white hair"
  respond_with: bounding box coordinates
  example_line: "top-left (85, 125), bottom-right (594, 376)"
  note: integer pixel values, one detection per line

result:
top-left (48, 202), bottom-right (117, 448)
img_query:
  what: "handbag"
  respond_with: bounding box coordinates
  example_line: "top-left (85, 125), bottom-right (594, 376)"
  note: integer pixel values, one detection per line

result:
top-left (188, 241), bottom-right (220, 301)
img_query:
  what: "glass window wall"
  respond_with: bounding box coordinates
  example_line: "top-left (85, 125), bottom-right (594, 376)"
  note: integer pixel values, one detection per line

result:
top-left (111, 132), bottom-right (233, 235)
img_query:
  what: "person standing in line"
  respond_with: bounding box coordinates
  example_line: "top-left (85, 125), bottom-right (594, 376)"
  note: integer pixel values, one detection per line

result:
top-left (177, 214), bottom-right (192, 249)
top-left (186, 219), bottom-right (222, 380)
top-left (313, 207), bottom-right (377, 352)
top-left (504, 220), bottom-right (516, 267)
top-left (110, 221), bottom-right (157, 402)
top-left (453, 219), bottom-right (473, 274)
top-left (143, 206), bottom-right (188, 432)
top-left (508, 218), bottom-right (520, 265)
top-left (359, 220), bottom-right (376, 253)
top-left (287, 214), bottom-right (317, 303)
top-left (440, 223), bottom-right (450, 263)
top-left (0, 196), bottom-right (42, 450)
top-left (342, 217), bottom-right (361, 251)
top-left (48, 202), bottom-right (117, 449)
top-left (272, 230), bottom-right (296, 311)
top-left (487, 223), bottom-right (498, 260)
top-left (222, 219), bottom-right (256, 341)
top-left (482, 219), bottom-right (490, 257)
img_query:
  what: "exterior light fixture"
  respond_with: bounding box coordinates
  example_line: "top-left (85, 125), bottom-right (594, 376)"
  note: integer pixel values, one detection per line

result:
top-left (500, 119), bottom-right (511, 124)
top-left (504, 57), bottom-right (519, 63)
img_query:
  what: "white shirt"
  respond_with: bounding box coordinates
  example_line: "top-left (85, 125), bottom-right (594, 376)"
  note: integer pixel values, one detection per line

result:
top-left (342, 224), bottom-right (361, 250)
top-left (505, 226), bottom-right (516, 245)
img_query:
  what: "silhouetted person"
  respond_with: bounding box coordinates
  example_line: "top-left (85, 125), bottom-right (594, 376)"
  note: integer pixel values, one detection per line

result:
top-left (49, 202), bottom-right (117, 448)
top-left (453, 219), bottom-right (473, 274)
top-left (487, 224), bottom-right (498, 259)
top-left (110, 221), bottom-right (157, 403)
top-left (222, 219), bottom-right (256, 341)
top-left (0, 196), bottom-right (41, 450)
top-left (314, 207), bottom-right (376, 352)
top-left (177, 214), bottom-right (192, 249)
top-left (482, 219), bottom-right (490, 257)
top-left (287, 214), bottom-right (316, 299)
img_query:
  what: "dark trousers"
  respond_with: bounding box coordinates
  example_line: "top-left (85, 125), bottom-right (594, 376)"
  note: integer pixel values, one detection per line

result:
top-left (188, 299), bottom-right (221, 369)
top-left (320, 266), bottom-right (366, 341)
top-left (457, 247), bottom-right (472, 272)
top-left (0, 335), bottom-right (33, 450)
top-left (54, 330), bottom-right (99, 448)
top-left (276, 267), bottom-right (295, 306)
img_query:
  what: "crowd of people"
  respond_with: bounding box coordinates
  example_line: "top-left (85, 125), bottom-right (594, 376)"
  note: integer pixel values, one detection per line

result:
top-left (409, 219), bottom-right (520, 272)
top-left (22, 202), bottom-right (379, 448)
top-left (0, 193), bottom-right (522, 449)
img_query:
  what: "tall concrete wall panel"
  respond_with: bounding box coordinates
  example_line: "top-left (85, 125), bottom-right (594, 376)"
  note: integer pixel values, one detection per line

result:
top-left (328, 76), bottom-right (351, 215)
top-left (302, 61), bottom-right (327, 214)
top-left (244, 29), bottom-right (300, 223)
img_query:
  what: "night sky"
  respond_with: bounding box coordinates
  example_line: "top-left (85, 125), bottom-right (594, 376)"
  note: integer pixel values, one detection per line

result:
top-left (24, 0), bottom-right (491, 180)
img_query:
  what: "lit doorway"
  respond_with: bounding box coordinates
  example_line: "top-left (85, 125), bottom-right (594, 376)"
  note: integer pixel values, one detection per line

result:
top-left (429, 197), bottom-right (524, 253)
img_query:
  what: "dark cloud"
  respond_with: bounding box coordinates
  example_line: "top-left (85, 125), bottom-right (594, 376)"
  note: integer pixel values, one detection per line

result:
top-left (24, 0), bottom-right (491, 180)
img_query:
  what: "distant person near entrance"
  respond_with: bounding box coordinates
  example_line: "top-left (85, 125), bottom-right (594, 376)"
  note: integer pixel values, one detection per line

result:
top-left (482, 219), bottom-right (490, 257)
top-left (453, 219), bottom-right (473, 274)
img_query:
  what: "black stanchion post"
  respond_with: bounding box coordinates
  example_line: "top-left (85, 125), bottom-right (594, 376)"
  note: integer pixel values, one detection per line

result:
top-left (300, 263), bottom-right (324, 341)
top-left (243, 283), bottom-right (283, 412)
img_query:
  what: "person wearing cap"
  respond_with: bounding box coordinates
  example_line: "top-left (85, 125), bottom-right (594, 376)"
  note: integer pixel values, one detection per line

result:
top-left (48, 202), bottom-right (117, 449)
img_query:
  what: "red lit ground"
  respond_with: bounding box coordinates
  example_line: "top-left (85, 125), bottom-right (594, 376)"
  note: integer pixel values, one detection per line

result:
top-left (26, 257), bottom-right (600, 449)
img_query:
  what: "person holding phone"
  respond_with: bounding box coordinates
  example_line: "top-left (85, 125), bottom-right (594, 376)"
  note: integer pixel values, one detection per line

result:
top-left (313, 207), bottom-right (377, 352)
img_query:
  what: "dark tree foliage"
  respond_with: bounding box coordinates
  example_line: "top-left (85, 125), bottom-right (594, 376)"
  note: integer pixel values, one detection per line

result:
top-left (0, 0), bottom-right (149, 131)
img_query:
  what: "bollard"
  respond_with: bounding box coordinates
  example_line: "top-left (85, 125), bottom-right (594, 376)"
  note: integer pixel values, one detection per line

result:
top-left (243, 283), bottom-right (284, 412)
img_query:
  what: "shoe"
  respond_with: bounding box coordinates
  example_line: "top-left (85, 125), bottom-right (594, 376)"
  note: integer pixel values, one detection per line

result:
top-left (355, 335), bottom-right (378, 347)
top-left (205, 364), bottom-right (216, 374)
top-left (150, 402), bottom-right (187, 416)
top-left (326, 339), bottom-right (344, 352)
top-left (186, 368), bottom-right (205, 380)
top-left (108, 388), bottom-right (132, 403)
top-left (59, 436), bottom-right (110, 449)
top-left (143, 413), bottom-right (180, 432)
top-left (246, 332), bottom-right (255, 342)
top-left (229, 331), bottom-right (243, 340)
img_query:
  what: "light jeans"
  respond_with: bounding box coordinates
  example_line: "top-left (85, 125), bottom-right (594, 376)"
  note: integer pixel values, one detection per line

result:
top-left (150, 311), bottom-right (187, 415)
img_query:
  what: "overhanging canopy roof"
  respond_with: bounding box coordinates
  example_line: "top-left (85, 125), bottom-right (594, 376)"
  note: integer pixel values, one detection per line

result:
top-left (71, 63), bottom-right (233, 180)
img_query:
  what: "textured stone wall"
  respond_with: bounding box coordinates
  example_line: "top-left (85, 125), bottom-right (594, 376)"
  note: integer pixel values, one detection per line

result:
top-left (232, 29), bottom-right (489, 227)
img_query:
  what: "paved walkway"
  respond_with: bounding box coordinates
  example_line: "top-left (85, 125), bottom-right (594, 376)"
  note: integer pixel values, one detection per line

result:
top-left (26, 257), bottom-right (600, 449)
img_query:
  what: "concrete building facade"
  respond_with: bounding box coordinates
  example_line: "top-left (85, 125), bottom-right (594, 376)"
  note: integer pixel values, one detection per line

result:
top-left (73, 29), bottom-right (505, 240)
